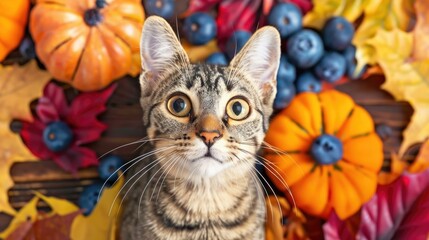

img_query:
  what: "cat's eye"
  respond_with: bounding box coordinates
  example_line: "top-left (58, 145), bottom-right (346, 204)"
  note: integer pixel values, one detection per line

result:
top-left (167, 94), bottom-right (192, 117)
top-left (226, 97), bottom-right (250, 121)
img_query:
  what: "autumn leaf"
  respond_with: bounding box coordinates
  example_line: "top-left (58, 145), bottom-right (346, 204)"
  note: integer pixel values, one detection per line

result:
top-left (364, 28), bottom-right (429, 155)
top-left (408, 139), bottom-right (429, 173)
top-left (265, 196), bottom-right (307, 240)
top-left (0, 194), bottom-right (79, 239)
top-left (0, 61), bottom-right (51, 215)
top-left (324, 169), bottom-right (429, 239)
top-left (5, 212), bottom-right (80, 240)
top-left (303, 0), bottom-right (365, 29)
top-left (353, 0), bottom-right (415, 73)
top-left (378, 153), bottom-right (407, 185)
top-left (70, 176), bottom-right (124, 240)
top-left (412, 0), bottom-right (429, 61)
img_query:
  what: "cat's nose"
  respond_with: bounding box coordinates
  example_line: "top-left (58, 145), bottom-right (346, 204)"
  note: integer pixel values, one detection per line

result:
top-left (197, 131), bottom-right (221, 147)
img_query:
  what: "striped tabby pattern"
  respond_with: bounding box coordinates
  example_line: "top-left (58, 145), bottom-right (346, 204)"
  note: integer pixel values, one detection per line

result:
top-left (120, 16), bottom-right (281, 240)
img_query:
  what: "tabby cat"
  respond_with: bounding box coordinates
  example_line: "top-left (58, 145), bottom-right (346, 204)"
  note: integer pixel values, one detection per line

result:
top-left (120, 16), bottom-right (281, 240)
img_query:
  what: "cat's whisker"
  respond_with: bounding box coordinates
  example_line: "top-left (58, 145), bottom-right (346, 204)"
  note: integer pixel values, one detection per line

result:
top-left (137, 154), bottom-right (179, 218)
top-left (99, 145), bottom-right (175, 201)
top-left (237, 147), bottom-right (297, 211)
top-left (108, 147), bottom-right (175, 216)
top-left (152, 155), bottom-right (182, 203)
top-left (230, 154), bottom-right (280, 225)
top-left (98, 137), bottom-right (169, 160)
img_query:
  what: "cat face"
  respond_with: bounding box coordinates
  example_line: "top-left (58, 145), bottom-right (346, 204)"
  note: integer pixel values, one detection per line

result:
top-left (139, 16), bottom-right (280, 180)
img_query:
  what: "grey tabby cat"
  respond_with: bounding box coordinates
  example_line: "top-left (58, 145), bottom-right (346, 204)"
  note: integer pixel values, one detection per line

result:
top-left (120, 16), bottom-right (281, 240)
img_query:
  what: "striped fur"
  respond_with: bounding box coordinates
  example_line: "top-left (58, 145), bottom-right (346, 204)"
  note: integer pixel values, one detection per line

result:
top-left (120, 16), bottom-right (281, 240)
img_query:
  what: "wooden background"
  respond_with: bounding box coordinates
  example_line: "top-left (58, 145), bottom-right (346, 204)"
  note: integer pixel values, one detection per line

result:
top-left (0, 73), bottom-right (415, 232)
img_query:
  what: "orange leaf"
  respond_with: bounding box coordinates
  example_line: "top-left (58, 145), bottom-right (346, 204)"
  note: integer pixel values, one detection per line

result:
top-left (408, 139), bottom-right (429, 173)
top-left (412, 0), bottom-right (429, 60)
top-left (378, 153), bottom-right (407, 185)
top-left (0, 61), bottom-right (51, 215)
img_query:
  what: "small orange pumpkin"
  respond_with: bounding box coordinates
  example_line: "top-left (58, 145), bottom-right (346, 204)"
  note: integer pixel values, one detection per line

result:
top-left (0, 0), bottom-right (30, 61)
top-left (30, 0), bottom-right (144, 91)
top-left (264, 90), bottom-right (383, 219)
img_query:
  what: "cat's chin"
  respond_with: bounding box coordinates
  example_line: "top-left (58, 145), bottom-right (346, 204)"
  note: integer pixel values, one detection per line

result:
top-left (188, 157), bottom-right (232, 178)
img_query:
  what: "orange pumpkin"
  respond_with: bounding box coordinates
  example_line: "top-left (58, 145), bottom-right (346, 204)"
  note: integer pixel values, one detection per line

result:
top-left (30, 0), bottom-right (144, 91)
top-left (0, 0), bottom-right (30, 61)
top-left (264, 90), bottom-right (383, 219)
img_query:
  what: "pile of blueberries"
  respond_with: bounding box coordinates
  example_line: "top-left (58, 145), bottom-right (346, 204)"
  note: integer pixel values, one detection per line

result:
top-left (78, 155), bottom-right (123, 215)
top-left (267, 3), bottom-right (361, 109)
top-left (145, 1), bottom-right (363, 110)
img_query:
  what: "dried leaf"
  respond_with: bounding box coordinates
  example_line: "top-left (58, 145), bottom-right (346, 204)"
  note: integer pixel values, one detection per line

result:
top-left (265, 196), bottom-right (307, 240)
top-left (0, 194), bottom-right (79, 239)
top-left (70, 176), bottom-right (124, 240)
top-left (408, 139), bottom-right (429, 173)
top-left (365, 28), bottom-right (429, 155)
top-left (0, 61), bottom-right (51, 215)
top-left (354, 0), bottom-right (415, 73)
top-left (412, 0), bottom-right (429, 61)
top-left (303, 0), bottom-right (365, 29)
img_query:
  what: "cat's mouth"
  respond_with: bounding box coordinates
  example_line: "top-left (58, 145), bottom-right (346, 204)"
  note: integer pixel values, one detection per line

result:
top-left (191, 151), bottom-right (223, 164)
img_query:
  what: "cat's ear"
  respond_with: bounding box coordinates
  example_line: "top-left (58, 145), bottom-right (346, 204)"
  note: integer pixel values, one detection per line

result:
top-left (229, 27), bottom-right (281, 105)
top-left (139, 16), bottom-right (189, 89)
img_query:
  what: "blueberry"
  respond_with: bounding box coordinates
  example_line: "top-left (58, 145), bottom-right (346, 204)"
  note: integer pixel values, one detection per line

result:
top-left (310, 134), bottom-right (343, 165)
top-left (98, 155), bottom-right (124, 183)
top-left (19, 36), bottom-right (36, 59)
top-left (267, 3), bottom-right (302, 39)
top-left (78, 182), bottom-right (103, 215)
top-left (286, 29), bottom-right (324, 69)
top-left (314, 52), bottom-right (346, 83)
top-left (342, 45), bottom-right (365, 80)
top-left (274, 81), bottom-right (296, 109)
top-left (183, 12), bottom-right (217, 46)
top-left (295, 72), bottom-right (321, 93)
top-left (277, 54), bottom-right (296, 84)
top-left (226, 30), bottom-right (252, 59)
top-left (206, 52), bottom-right (228, 65)
top-left (144, 0), bottom-right (175, 19)
top-left (43, 121), bottom-right (73, 152)
top-left (322, 16), bottom-right (355, 51)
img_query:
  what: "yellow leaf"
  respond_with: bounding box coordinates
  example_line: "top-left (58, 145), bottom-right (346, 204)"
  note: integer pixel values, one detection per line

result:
top-left (303, 0), bottom-right (366, 29)
top-left (70, 176), bottom-right (124, 240)
top-left (366, 28), bottom-right (429, 155)
top-left (0, 194), bottom-right (78, 238)
top-left (354, 0), bottom-right (415, 72)
top-left (412, 0), bottom-right (429, 60)
top-left (182, 40), bottom-right (219, 63)
top-left (0, 61), bottom-right (51, 215)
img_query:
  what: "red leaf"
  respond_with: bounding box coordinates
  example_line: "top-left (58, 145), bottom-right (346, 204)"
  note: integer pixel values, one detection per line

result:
top-left (217, 0), bottom-right (262, 48)
top-left (182, 0), bottom-right (222, 17)
top-left (263, 0), bottom-right (313, 15)
top-left (323, 213), bottom-right (355, 240)
top-left (324, 170), bottom-right (429, 240)
top-left (42, 82), bottom-right (69, 118)
top-left (67, 84), bottom-right (116, 128)
top-left (5, 211), bottom-right (80, 240)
